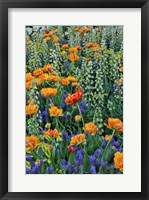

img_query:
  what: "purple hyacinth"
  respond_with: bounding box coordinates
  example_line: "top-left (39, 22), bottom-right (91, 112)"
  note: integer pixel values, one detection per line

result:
top-left (101, 140), bottom-right (107, 149)
top-left (101, 161), bottom-right (108, 170)
top-left (62, 130), bottom-right (68, 141)
top-left (75, 150), bottom-right (84, 166)
top-left (26, 155), bottom-right (32, 162)
top-left (26, 168), bottom-right (31, 174)
top-left (48, 165), bottom-right (54, 174)
top-left (90, 166), bottom-right (96, 174)
top-left (31, 164), bottom-right (39, 174)
top-left (94, 149), bottom-right (102, 158)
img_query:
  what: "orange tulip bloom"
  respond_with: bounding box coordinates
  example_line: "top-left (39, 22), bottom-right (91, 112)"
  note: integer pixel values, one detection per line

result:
top-left (42, 64), bottom-right (52, 72)
top-left (53, 37), bottom-right (59, 43)
top-left (41, 88), bottom-right (57, 98)
top-left (70, 134), bottom-right (85, 146)
top-left (67, 76), bottom-right (77, 83)
top-left (36, 73), bottom-right (49, 86)
top-left (76, 46), bottom-right (82, 51)
top-left (43, 129), bottom-right (62, 139)
top-left (49, 106), bottom-right (63, 117)
top-left (65, 89), bottom-right (83, 105)
top-left (69, 47), bottom-right (78, 53)
top-left (48, 75), bottom-right (60, 82)
top-left (72, 82), bottom-right (80, 87)
top-left (33, 69), bottom-right (43, 77)
top-left (83, 122), bottom-right (99, 136)
top-left (26, 73), bottom-right (34, 82)
top-left (86, 43), bottom-right (93, 48)
top-left (26, 135), bottom-right (40, 153)
top-left (104, 118), bottom-right (123, 135)
top-left (26, 81), bottom-right (33, 90)
top-left (62, 44), bottom-right (69, 49)
top-left (45, 36), bottom-right (52, 42)
top-left (26, 104), bottom-right (38, 116)
top-left (68, 53), bottom-right (80, 63)
top-left (114, 152), bottom-right (123, 172)
top-left (60, 78), bottom-right (70, 86)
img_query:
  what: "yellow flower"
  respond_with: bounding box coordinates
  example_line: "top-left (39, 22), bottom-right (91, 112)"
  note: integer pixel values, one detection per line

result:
top-left (43, 129), bottom-right (62, 139)
top-left (26, 40), bottom-right (32, 45)
top-left (115, 77), bottom-right (123, 86)
top-left (67, 76), bottom-right (77, 83)
top-left (105, 135), bottom-right (112, 142)
top-left (104, 118), bottom-right (123, 135)
top-left (45, 36), bottom-right (52, 42)
top-left (60, 51), bottom-right (66, 56)
top-left (49, 106), bottom-right (63, 117)
top-left (83, 122), bottom-right (99, 135)
top-left (53, 29), bottom-right (59, 34)
top-left (26, 135), bottom-right (40, 153)
top-left (86, 57), bottom-right (91, 62)
top-left (114, 152), bottom-right (123, 172)
top-left (33, 69), bottom-right (43, 77)
top-left (75, 115), bottom-right (81, 122)
top-left (44, 32), bottom-right (53, 38)
top-left (60, 78), bottom-right (70, 86)
top-left (119, 66), bottom-right (123, 73)
top-left (26, 104), bottom-right (38, 116)
top-left (41, 88), bottom-right (57, 98)
top-left (72, 82), bottom-right (80, 87)
top-left (70, 134), bottom-right (85, 146)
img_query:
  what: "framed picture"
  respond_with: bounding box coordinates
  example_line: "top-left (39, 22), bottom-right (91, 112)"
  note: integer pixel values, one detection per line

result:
top-left (0, 0), bottom-right (149, 199)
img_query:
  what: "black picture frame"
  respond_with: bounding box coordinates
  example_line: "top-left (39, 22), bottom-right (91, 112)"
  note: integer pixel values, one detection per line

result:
top-left (0, 0), bottom-right (149, 199)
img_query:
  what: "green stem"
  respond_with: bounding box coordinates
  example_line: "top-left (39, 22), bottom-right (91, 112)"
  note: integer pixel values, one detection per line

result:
top-left (92, 136), bottom-right (101, 149)
top-left (56, 118), bottom-right (59, 129)
top-left (104, 129), bottom-right (115, 155)
top-left (48, 98), bottom-right (54, 106)
top-left (119, 135), bottom-right (123, 140)
top-left (57, 118), bottom-right (65, 129)
top-left (80, 145), bottom-right (90, 159)
top-left (76, 103), bottom-right (85, 127)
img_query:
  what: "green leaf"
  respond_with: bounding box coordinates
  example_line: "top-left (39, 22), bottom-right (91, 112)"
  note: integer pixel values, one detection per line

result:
top-left (26, 161), bottom-right (31, 169)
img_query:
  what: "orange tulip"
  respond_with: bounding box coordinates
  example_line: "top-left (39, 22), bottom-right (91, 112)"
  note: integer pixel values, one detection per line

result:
top-left (26, 135), bottom-right (40, 153)
top-left (33, 69), bottom-right (43, 77)
top-left (104, 118), bottom-right (123, 135)
top-left (26, 105), bottom-right (38, 116)
top-left (70, 134), bottom-right (85, 146)
top-left (43, 129), bottom-right (62, 139)
top-left (65, 89), bottom-right (83, 105)
top-left (83, 122), bottom-right (99, 135)
top-left (114, 152), bottom-right (123, 172)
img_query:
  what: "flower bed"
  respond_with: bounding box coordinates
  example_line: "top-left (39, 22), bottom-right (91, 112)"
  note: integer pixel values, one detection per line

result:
top-left (26, 25), bottom-right (123, 174)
